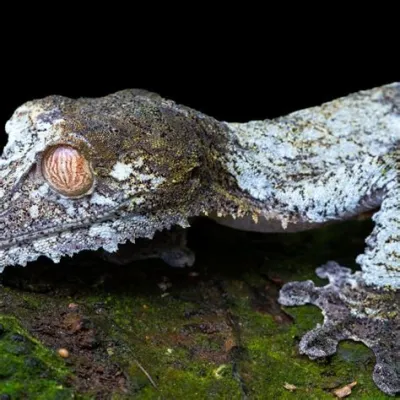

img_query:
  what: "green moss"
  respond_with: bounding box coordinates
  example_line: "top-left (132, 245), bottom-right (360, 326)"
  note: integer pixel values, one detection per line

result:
top-left (135, 368), bottom-right (242, 400)
top-left (0, 218), bottom-right (392, 398)
top-left (86, 292), bottom-right (242, 398)
top-left (0, 316), bottom-right (74, 399)
top-left (229, 301), bottom-right (386, 399)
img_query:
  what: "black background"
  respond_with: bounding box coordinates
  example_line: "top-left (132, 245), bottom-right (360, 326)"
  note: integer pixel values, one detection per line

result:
top-left (1, 39), bottom-right (398, 150)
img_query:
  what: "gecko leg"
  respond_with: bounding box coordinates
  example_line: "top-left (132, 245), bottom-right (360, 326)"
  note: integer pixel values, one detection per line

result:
top-left (279, 155), bottom-right (400, 396)
top-left (100, 227), bottom-right (195, 268)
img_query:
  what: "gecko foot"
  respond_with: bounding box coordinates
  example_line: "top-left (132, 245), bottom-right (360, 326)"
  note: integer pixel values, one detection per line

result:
top-left (278, 261), bottom-right (399, 396)
top-left (100, 228), bottom-right (195, 268)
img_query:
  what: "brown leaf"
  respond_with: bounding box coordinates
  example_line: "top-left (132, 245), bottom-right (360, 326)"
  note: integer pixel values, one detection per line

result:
top-left (284, 382), bottom-right (297, 392)
top-left (333, 381), bottom-right (357, 398)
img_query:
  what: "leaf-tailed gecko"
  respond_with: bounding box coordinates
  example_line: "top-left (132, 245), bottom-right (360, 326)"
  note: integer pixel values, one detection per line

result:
top-left (0, 83), bottom-right (399, 395)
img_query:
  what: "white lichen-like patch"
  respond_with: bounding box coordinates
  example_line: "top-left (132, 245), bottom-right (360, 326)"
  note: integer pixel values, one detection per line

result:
top-left (3, 105), bottom-right (64, 166)
top-left (356, 185), bottom-right (400, 288)
top-left (110, 161), bottom-right (133, 181)
top-left (32, 235), bottom-right (58, 254)
top-left (3, 104), bottom-right (36, 161)
top-left (30, 183), bottom-right (50, 199)
top-left (55, 197), bottom-right (81, 218)
top-left (226, 83), bottom-right (400, 203)
top-left (133, 173), bottom-right (165, 188)
top-left (110, 157), bottom-right (165, 191)
top-left (0, 104), bottom-right (66, 215)
top-left (90, 192), bottom-right (117, 207)
top-left (11, 192), bottom-right (21, 201)
top-left (88, 224), bottom-right (116, 240)
top-left (132, 157), bottom-right (144, 168)
top-left (131, 196), bottom-right (145, 206)
top-left (29, 205), bottom-right (39, 219)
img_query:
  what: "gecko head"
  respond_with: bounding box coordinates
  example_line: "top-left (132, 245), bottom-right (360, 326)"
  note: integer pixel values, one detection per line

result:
top-left (0, 90), bottom-right (209, 270)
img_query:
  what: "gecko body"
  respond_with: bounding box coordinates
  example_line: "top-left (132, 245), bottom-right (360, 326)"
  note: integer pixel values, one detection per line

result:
top-left (0, 84), bottom-right (399, 394)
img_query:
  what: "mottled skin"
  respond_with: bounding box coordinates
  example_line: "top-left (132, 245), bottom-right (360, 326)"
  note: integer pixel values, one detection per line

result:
top-left (0, 84), bottom-right (399, 395)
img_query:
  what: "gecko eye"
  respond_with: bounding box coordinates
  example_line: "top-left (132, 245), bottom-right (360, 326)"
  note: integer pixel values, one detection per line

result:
top-left (42, 145), bottom-right (94, 198)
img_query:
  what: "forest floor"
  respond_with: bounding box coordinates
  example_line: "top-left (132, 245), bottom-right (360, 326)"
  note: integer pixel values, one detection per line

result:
top-left (0, 216), bottom-right (391, 399)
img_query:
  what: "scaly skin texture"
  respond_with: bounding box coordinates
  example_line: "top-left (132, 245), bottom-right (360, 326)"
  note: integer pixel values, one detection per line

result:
top-left (0, 83), bottom-right (399, 394)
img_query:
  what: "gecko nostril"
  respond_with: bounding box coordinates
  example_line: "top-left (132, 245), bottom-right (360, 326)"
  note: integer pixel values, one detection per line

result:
top-left (42, 145), bottom-right (94, 198)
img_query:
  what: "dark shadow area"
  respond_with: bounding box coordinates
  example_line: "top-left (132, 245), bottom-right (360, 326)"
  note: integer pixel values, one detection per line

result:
top-left (0, 217), bottom-right (372, 297)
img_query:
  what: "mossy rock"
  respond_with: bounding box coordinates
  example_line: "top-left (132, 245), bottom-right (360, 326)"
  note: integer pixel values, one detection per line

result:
top-left (0, 316), bottom-right (74, 399)
top-left (0, 217), bottom-right (390, 398)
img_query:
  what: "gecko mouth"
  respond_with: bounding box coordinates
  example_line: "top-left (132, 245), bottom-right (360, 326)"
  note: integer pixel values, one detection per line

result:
top-left (0, 183), bottom-right (182, 271)
top-left (0, 197), bottom-right (188, 272)
top-left (0, 199), bottom-right (132, 251)
top-left (0, 201), bottom-right (141, 270)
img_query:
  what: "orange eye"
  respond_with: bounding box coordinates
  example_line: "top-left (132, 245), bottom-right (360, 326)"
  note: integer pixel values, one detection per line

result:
top-left (42, 145), bottom-right (94, 197)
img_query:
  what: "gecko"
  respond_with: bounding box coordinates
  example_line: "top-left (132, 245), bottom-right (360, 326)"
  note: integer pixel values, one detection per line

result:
top-left (0, 83), bottom-right (398, 395)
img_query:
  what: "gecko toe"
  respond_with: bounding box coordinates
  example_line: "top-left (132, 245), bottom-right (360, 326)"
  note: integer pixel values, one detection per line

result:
top-left (298, 322), bottom-right (347, 359)
top-left (278, 280), bottom-right (318, 306)
top-left (373, 357), bottom-right (400, 396)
